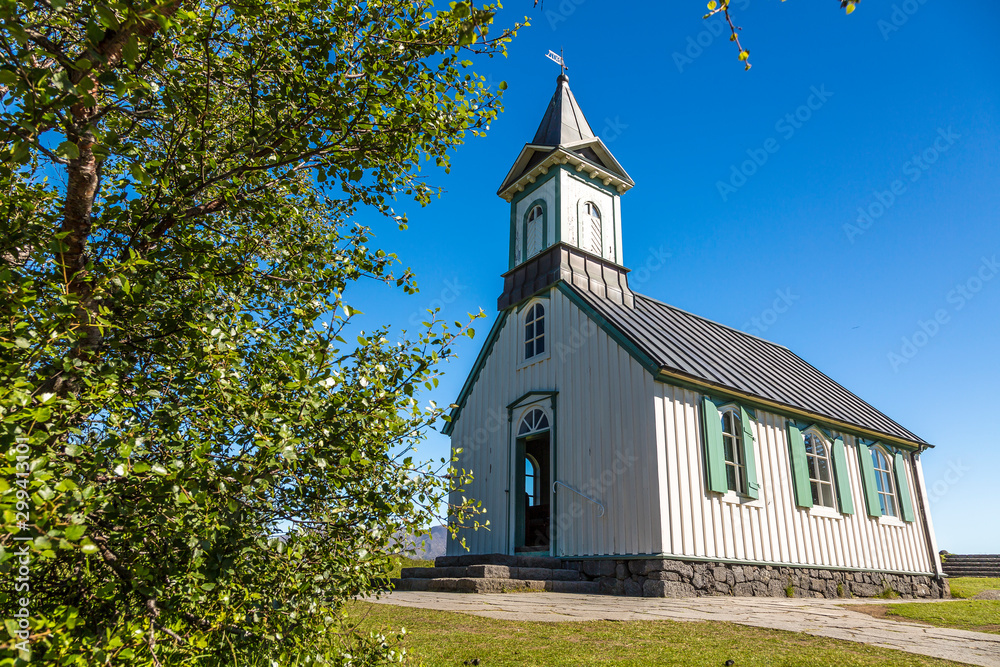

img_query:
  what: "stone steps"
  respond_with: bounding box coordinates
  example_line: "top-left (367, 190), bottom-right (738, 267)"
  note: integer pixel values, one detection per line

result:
top-left (434, 553), bottom-right (564, 569)
top-left (393, 552), bottom-right (599, 595)
top-left (401, 564), bottom-right (581, 581)
top-left (943, 568), bottom-right (1000, 576)
top-left (941, 553), bottom-right (1000, 578)
top-left (392, 577), bottom-right (599, 595)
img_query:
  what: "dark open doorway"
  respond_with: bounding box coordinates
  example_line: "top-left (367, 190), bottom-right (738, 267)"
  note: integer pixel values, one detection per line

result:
top-left (515, 431), bottom-right (551, 552)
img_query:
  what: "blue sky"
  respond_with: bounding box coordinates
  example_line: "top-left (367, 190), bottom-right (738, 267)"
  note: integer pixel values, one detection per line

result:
top-left (350, 1), bottom-right (1000, 552)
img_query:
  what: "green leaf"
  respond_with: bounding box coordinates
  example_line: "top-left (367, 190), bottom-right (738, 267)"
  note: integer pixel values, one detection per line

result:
top-left (56, 141), bottom-right (80, 159)
top-left (65, 524), bottom-right (86, 541)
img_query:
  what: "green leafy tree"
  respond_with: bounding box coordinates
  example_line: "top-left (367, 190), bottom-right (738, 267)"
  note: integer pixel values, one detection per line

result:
top-left (0, 0), bottom-right (516, 663)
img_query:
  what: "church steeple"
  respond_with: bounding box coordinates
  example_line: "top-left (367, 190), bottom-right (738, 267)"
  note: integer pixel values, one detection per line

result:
top-left (496, 74), bottom-right (636, 311)
top-left (530, 74), bottom-right (596, 146)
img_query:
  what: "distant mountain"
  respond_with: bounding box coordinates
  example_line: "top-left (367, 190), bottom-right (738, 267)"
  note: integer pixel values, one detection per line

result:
top-left (395, 525), bottom-right (448, 560)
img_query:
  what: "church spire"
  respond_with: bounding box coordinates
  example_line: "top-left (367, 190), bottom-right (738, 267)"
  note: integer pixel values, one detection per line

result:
top-left (530, 73), bottom-right (596, 147)
top-left (496, 72), bottom-right (636, 311)
top-left (497, 74), bottom-right (633, 200)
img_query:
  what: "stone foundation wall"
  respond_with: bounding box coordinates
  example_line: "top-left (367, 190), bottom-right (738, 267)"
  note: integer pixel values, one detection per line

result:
top-left (561, 558), bottom-right (950, 599)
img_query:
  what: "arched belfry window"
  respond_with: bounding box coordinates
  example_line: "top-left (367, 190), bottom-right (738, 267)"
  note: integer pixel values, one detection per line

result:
top-left (524, 204), bottom-right (545, 259)
top-left (523, 302), bottom-right (545, 360)
top-left (517, 407), bottom-right (549, 437)
top-left (871, 446), bottom-right (898, 518)
top-left (584, 201), bottom-right (601, 255)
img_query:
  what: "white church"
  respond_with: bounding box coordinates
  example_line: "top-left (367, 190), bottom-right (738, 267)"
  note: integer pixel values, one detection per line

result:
top-left (433, 74), bottom-right (948, 598)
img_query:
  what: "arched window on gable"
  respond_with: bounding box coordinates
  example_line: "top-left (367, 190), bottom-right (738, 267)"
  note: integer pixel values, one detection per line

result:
top-left (871, 446), bottom-right (898, 518)
top-left (523, 302), bottom-right (545, 360)
top-left (524, 204), bottom-right (544, 259)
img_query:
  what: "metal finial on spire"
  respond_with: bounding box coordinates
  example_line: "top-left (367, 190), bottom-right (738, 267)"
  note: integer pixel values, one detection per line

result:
top-left (544, 49), bottom-right (568, 77)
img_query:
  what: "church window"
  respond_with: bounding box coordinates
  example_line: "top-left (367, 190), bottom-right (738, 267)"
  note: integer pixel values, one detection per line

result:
top-left (721, 409), bottom-right (747, 495)
top-left (871, 446), bottom-right (898, 518)
top-left (702, 398), bottom-right (760, 500)
top-left (523, 302), bottom-right (545, 360)
top-left (805, 431), bottom-right (837, 508)
top-left (584, 201), bottom-right (602, 255)
top-left (525, 204), bottom-right (544, 259)
top-left (525, 454), bottom-right (540, 506)
top-left (518, 407), bottom-right (549, 436)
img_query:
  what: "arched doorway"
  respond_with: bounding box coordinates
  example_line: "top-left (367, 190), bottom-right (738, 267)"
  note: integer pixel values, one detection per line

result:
top-left (515, 407), bottom-right (551, 552)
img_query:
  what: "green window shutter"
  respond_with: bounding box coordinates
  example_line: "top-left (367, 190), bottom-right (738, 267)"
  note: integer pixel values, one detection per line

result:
top-left (786, 423), bottom-right (813, 508)
top-left (739, 406), bottom-right (759, 500)
top-left (893, 451), bottom-right (916, 522)
top-left (701, 397), bottom-right (727, 493)
top-left (830, 437), bottom-right (855, 515)
top-left (856, 441), bottom-right (882, 518)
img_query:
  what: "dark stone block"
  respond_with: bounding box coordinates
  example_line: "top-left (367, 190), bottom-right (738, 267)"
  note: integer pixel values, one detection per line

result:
top-left (580, 560), bottom-right (617, 578)
top-left (624, 578), bottom-right (643, 597)
top-left (598, 577), bottom-right (624, 596)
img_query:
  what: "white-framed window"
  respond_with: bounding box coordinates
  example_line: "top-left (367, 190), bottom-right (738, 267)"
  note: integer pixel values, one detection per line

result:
top-left (721, 408), bottom-right (746, 495)
top-left (517, 407), bottom-right (549, 436)
top-left (804, 430), bottom-right (836, 508)
top-left (523, 302), bottom-right (545, 360)
top-left (871, 446), bottom-right (898, 518)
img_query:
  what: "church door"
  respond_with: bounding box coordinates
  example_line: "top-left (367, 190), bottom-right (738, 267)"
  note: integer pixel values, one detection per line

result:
top-left (514, 408), bottom-right (551, 552)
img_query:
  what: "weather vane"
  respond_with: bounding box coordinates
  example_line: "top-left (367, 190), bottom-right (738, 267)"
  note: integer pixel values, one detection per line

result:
top-left (544, 49), bottom-right (568, 76)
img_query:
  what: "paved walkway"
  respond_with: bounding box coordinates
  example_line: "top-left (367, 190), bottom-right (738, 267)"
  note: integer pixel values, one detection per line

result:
top-left (372, 592), bottom-right (1000, 666)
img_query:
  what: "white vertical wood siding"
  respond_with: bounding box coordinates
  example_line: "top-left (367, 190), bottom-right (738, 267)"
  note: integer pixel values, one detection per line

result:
top-left (449, 289), bottom-right (935, 574)
top-left (654, 383), bottom-right (936, 574)
top-left (559, 169), bottom-right (619, 263)
top-left (448, 287), bottom-right (663, 557)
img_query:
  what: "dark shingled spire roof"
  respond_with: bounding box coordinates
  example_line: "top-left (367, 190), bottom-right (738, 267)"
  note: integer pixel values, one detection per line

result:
top-left (531, 74), bottom-right (595, 146)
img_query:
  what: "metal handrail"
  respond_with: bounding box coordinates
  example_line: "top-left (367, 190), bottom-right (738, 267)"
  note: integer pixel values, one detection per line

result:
top-left (552, 480), bottom-right (606, 518)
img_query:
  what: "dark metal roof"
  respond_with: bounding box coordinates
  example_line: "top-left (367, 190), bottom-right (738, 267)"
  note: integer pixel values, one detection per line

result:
top-left (568, 284), bottom-right (928, 446)
top-left (532, 74), bottom-right (596, 146)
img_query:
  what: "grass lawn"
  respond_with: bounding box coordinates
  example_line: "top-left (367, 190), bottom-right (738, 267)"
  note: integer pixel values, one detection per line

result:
top-left (349, 602), bottom-right (964, 666)
top-left (849, 578), bottom-right (1000, 635)
top-left (948, 576), bottom-right (1000, 599)
top-left (882, 600), bottom-right (1000, 635)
